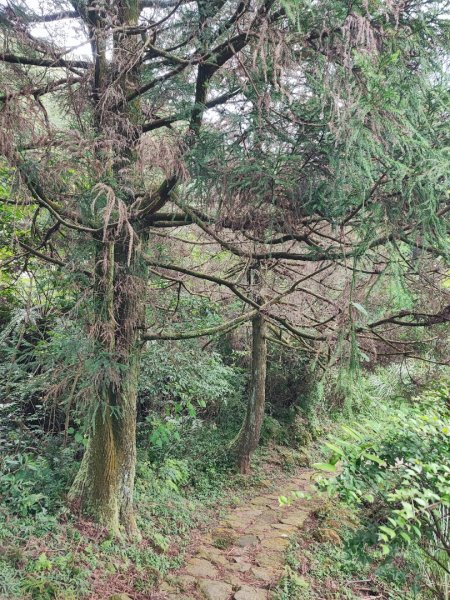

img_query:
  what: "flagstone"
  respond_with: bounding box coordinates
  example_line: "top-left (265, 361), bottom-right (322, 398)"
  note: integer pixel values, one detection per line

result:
top-left (185, 558), bottom-right (219, 578)
top-left (160, 470), bottom-right (317, 600)
top-left (199, 580), bottom-right (233, 600)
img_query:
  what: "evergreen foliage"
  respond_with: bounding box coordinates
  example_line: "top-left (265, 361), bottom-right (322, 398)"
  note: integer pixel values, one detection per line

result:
top-left (0, 0), bottom-right (448, 595)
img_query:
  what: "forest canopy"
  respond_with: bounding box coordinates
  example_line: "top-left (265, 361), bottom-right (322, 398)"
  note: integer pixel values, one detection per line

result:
top-left (0, 0), bottom-right (449, 598)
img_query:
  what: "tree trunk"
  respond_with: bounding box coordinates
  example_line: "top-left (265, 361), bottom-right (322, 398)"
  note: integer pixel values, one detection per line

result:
top-left (232, 313), bottom-right (267, 474)
top-left (68, 0), bottom-right (144, 537)
top-left (67, 383), bottom-right (138, 536)
top-left (69, 241), bottom-right (144, 537)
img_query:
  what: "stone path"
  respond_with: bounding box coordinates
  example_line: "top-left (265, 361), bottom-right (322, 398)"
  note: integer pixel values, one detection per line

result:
top-left (160, 470), bottom-right (318, 600)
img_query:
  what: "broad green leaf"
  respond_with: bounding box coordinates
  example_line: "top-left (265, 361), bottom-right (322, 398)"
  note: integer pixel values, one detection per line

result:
top-left (362, 453), bottom-right (387, 467)
top-left (324, 442), bottom-right (344, 456)
top-left (313, 462), bottom-right (337, 473)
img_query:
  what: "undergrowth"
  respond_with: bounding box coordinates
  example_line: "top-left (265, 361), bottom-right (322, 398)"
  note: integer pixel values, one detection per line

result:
top-left (0, 351), bottom-right (446, 599)
top-left (275, 367), bottom-right (449, 600)
top-left (0, 414), bottom-right (269, 600)
top-left (275, 504), bottom-right (433, 600)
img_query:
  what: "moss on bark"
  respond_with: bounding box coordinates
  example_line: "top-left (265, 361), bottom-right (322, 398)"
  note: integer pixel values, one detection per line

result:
top-left (231, 313), bottom-right (268, 474)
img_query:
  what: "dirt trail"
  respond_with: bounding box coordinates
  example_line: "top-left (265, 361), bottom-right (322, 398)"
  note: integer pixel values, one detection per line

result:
top-left (160, 470), bottom-right (318, 600)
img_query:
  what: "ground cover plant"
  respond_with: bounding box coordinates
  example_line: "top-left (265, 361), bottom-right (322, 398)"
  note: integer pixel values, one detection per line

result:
top-left (310, 373), bottom-right (450, 599)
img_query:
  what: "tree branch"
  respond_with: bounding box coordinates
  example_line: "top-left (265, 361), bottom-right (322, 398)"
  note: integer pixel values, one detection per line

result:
top-left (142, 309), bottom-right (256, 340)
top-left (142, 88), bottom-right (240, 133)
top-left (0, 53), bottom-right (90, 69)
top-left (368, 305), bottom-right (450, 329)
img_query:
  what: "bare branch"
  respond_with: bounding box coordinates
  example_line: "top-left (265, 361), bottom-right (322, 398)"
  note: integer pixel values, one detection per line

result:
top-left (142, 309), bottom-right (256, 340)
top-left (0, 53), bottom-right (90, 69)
top-left (368, 305), bottom-right (450, 329)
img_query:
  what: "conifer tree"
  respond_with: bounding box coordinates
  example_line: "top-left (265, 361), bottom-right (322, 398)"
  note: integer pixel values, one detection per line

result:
top-left (1, 0), bottom-right (448, 529)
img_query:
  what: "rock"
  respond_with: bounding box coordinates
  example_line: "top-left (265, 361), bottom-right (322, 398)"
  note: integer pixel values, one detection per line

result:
top-left (231, 561), bottom-right (252, 573)
top-left (234, 586), bottom-right (268, 599)
top-left (251, 497), bottom-right (270, 506)
top-left (228, 546), bottom-right (249, 557)
top-left (279, 512), bottom-right (308, 527)
top-left (258, 511), bottom-right (278, 524)
top-left (224, 572), bottom-right (246, 588)
top-left (197, 547), bottom-right (230, 565)
top-left (231, 556), bottom-right (249, 564)
top-left (199, 579), bottom-right (233, 600)
top-left (174, 575), bottom-right (196, 591)
top-left (251, 523), bottom-right (276, 536)
top-left (236, 534), bottom-right (259, 547)
top-left (258, 510), bottom-right (278, 525)
top-left (255, 553), bottom-right (282, 568)
top-left (233, 509), bottom-right (263, 520)
top-left (250, 566), bottom-right (281, 583)
top-left (260, 537), bottom-right (290, 551)
top-left (271, 523), bottom-right (297, 533)
top-left (211, 554), bottom-right (231, 566)
top-left (266, 503), bottom-right (285, 512)
top-left (185, 558), bottom-right (219, 578)
top-left (109, 595), bottom-right (132, 600)
top-left (223, 517), bottom-right (245, 529)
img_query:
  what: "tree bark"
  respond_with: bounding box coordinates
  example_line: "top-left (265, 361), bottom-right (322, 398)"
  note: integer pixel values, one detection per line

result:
top-left (68, 240), bottom-right (144, 537)
top-left (68, 391), bottom-right (137, 536)
top-left (68, 358), bottom-right (140, 535)
top-left (67, 0), bottom-right (144, 537)
top-left (232, 312), bottom-right (267, 474)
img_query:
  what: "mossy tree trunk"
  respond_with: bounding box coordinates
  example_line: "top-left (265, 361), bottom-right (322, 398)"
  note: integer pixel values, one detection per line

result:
top-left (68, 0), bottom-right (143, 537)
top-left (232, 312), bottom-right (268, 474)
top-left (68, 384), bottom-right (138, 535)
top-left (69, 239), bottom-right (145, 536)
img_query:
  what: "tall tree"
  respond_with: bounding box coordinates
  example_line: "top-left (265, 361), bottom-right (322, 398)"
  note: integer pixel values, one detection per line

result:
top-left (231, 262), bottom-right (268, 474)
top-left (1, 0), bottom-right (449, 530)
top-left (0, 0), bottom-right (284, 534)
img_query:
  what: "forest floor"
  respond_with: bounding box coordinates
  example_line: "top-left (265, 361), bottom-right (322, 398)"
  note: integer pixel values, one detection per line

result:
top-left (3, 443), bottom-right (420, 599)
top-left (158, 468), bottom-right (318, 600)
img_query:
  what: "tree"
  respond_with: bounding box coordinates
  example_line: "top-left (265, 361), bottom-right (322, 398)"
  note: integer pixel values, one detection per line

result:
top-left (231, 262), bottom-right (268, 474)
top-left (0, 0), bottom-right (287, 535)
top-left (1, 0), bottom-right (449, 531)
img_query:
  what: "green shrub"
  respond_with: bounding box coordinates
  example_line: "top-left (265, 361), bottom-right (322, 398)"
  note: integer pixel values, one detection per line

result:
top-left (139, 340), bottom-right (245, 417)
top-left (0, 450), bottom-right (75, 516)
top-left (316, 380), bottom-right (450, 597)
